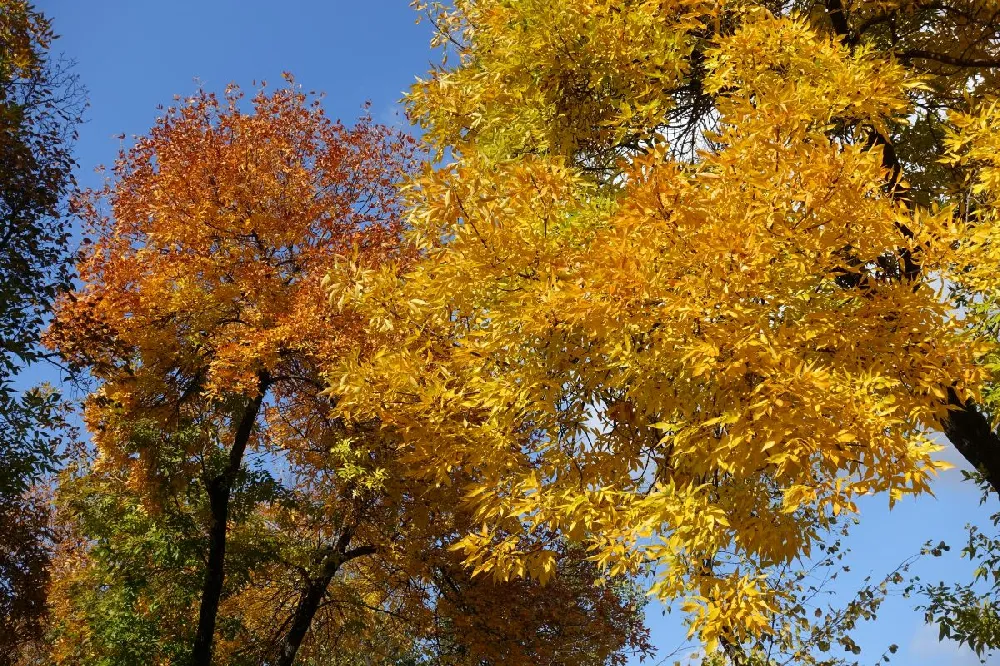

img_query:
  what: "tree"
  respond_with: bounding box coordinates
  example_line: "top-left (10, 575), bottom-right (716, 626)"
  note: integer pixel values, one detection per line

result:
top-left (48, 435), bottom-right (651, 666)
top-left (325, 0), bottom-right (1000, 649)
top-left (1, 2), bottom-right (83, 661)
top-left (46, 79), bottom-right (416, 665)
top-left (912, 98), bottom-right (1000, 662)
top-left (0, 0), bottom-right (82, 494)
top-left (45, 80), bottom-right (651, 666)
top-left (813, 0), bottom-right (1000, 497)
top-left (0, 488), bottom-right (55, 664)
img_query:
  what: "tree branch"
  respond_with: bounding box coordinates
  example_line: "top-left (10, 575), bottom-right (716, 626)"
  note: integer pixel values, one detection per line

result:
top-left (899, 49), bottom-right (1000, 69)
top-left (273, 536), bottom-right (377, 666)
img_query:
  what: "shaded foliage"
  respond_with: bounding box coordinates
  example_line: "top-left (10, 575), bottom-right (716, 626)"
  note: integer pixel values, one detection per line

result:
top-left (0, 2), bottom-right (82, 661)
top-left (0, 0), bottom-right (82, 494)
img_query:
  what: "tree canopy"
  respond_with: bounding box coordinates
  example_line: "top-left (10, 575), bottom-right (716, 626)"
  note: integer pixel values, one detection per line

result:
top-left (44, 81), bottom-right (650, 666)
top-left (325, 0), bottom-right (1000, 654)
top-left (0, 2), bottom-right (82, 661)
top-left (11, 0), bottom-right (1000, 664)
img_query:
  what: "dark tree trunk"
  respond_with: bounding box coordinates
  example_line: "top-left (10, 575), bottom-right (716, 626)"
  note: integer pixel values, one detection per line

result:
top-left (191, 372), bottom-right (270, 666)
top-left (944, 388), bottom-right (1000, 495)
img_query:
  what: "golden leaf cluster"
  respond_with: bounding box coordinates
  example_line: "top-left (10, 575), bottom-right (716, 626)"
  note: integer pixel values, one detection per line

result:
top-left (330, 1), bottom-right (999, 649)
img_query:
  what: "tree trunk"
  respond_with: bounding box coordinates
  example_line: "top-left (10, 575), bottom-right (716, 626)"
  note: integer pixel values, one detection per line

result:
top-left (191, 372), bottom-right (270, 666)
top-left (943, 388), bottom-right (1000, 494)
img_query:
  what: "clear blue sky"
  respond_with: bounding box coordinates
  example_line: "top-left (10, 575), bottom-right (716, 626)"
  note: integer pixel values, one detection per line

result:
top-left (32, 2), bottom-right (996, 664)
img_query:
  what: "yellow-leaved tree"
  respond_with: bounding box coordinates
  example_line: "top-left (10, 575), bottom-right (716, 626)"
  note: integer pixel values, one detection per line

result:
top-left (326, 0), bottom-right (1000, 654)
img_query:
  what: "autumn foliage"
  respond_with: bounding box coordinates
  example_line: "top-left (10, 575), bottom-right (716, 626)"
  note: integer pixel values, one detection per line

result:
top-left (45, 80), bottom-right (414, 663)
top-left (325, 0), bottom-right (1000, 653)
top-left (18, 0), bottom-right (1000, 664)
top-left (43, 81), bottom-right (649, 666)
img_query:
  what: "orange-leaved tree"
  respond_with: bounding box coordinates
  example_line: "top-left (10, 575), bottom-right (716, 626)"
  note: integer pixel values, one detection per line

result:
top-left (46, 80), bottom-right (414, 666)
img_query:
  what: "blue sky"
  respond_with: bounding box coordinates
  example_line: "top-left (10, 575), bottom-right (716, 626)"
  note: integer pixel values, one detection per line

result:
top-left (33, 1), bottom-right (996, 664)
top-left (38, 0), bottom-right (431, 192)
